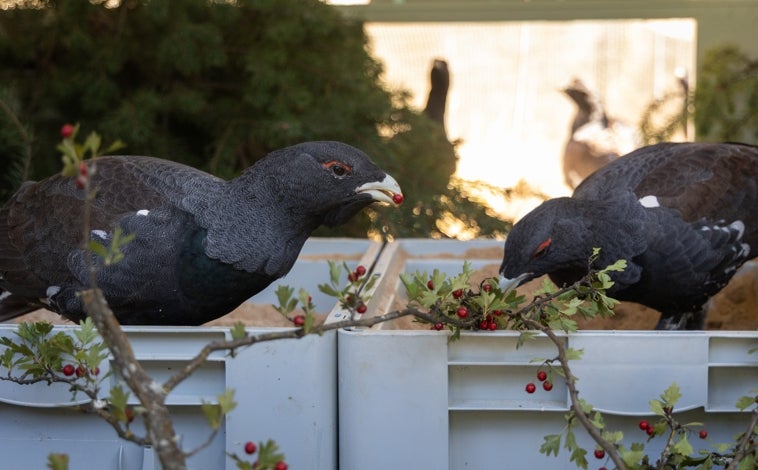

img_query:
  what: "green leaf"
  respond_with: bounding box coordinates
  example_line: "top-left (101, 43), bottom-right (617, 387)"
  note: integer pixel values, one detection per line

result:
top-left (83, 131), bottom-right (102, 157)
top-left (603, 259), bottom-right (627, 273)
top-left (47, 452), bottom-right (69, 470)
top-left (104, 139), bottom-right (126, 154)
top-left (217, 389), bottom-right (238, 415)
top-left (736, 395), bottom-right (756, 411)
top-left (230, 323), bottom-right (247, 341)
top-left (649, 399), bottom-right (665, 417)
top-left (671, 433), bottom-right (694, 456)
top-left (539, 434), bottom-right (561, 457)
top-left (601, 430), bottom-right (623, 444)
top-left (564, 348), bottom-right (584, 361)
top-left (569, 447), bottom-right (588, 469)
top-left (620, 443), bottom-right (646, 466)
top-left (661, 382), bottom-right (682, 406)
top-left (200, 390), bottom-right (237, 432)
top-left (275, 285), bottom-right (295, 311)
top-left (318, 283), bottom-right (340, 298)
top-left (328, 260), bottom-right (342, 286)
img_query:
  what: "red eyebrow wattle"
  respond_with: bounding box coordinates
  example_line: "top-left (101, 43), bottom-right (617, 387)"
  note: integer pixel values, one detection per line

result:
top-left (322, 160), bottom-right (352, 171)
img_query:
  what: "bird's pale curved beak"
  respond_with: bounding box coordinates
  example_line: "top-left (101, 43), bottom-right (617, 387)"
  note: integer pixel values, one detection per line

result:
top-left (498, 272), bottom-right (533, 294)
top-left (356, 174), bottom-right (403, 206)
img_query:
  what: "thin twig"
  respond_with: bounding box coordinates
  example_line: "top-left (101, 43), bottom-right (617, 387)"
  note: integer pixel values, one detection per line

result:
top-left (726, 408), bottom-right (758, 469)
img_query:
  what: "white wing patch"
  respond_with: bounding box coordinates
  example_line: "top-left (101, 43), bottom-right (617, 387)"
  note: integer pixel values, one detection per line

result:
top-left (136, 209), bottom-right (150, 216)
top-left (40, 286), bottom-right (61, 306)
top-left (729, 220), bottom-right (746, 239)
top-left (91, 229), bottom-right (108, 240)
top-left (638, 195), bottom-right (660, 208)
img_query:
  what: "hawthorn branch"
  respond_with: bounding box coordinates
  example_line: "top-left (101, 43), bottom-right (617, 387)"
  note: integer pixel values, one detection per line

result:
top-left (726, 408), bottom-right (758, 469)
top-left (506, 278), bottom-right (628, 470)
top-left (79, 172), bottom-right (185, 469)
top-left (163, 307), bottom-right (424, 393)
top-left (81, 288), bottom-right (186, 470)
top-left (78, 399), bottom-right (151, 446)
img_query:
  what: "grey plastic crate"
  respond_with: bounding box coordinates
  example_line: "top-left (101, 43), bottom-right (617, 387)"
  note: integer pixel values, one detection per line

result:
top-left (338, 238), bottom-right (758, 469)
top-left (0, 237), bottom-right (381, 470)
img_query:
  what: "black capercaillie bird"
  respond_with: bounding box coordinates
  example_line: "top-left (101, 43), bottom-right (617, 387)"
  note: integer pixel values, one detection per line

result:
top-left (0, 141), bottom-right (402, 325)
top-left (500, 142), bottom-right (758, 330)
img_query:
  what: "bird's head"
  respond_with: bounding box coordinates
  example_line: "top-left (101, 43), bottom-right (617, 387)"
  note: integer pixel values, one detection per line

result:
top-left (499, 198), bottom-right (594, 291)
top-left (253, 141), bottom-right (403, 228)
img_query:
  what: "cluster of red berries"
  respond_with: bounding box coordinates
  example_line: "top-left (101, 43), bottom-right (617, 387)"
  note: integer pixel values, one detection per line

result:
top-left (525, 369), bottom-right (553, 393)
top-left (243, 441), bottom-right (288, 470)
top-left (638, 419), bottom-right (655, 437)
top-left (75, 161), bottom-right (88, 190)
top-left (429, 280), bottom-right (504, 332)
top-left (61, 363), bottom-right (99, 378)
top-left (347, 266), bottom-right (368, 314)
top-left (347, 265), bottom-right (367, 283)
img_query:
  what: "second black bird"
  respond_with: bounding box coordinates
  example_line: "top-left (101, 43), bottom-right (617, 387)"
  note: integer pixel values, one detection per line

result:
top-left (500, 141), bottom-right (758, 330)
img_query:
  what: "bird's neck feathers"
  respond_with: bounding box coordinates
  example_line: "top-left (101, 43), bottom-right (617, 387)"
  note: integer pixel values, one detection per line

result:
top-left (194, 170), bottom-right (319, 276)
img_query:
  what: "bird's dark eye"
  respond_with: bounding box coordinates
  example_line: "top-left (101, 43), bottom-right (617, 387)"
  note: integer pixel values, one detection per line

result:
top-left (533, 237), bottom-right (552, 258)
top-left (322, 160), bottom-right (352, 178)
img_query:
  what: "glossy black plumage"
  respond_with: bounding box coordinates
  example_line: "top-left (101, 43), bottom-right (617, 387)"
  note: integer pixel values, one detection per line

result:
top-left (0, 141), bottom-right (402, 325)
top-left (500, 142), bottom-right (758, 330)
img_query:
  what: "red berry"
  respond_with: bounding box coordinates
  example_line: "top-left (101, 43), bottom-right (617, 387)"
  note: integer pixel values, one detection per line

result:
top-left (594, 449), bottom-right (605, 459)
top-left (392, 193), bottom-right (404, 205)
top-left (599, 467), bottom-right (607, 470)
top-left (293, 315), bottom-right (305, 326)
top-left (62, 364), bottom-right (75, 376)
top-left (492, 309), bottom-right (503, 316)
top-left (543, 380), bottom-right (553, 391)
top-left (433, 322), bottom-right (444, 330)
top-left (488, 322), bottom-right (497, 331)
top-left (482, 283), bottom-right (492, 292)
top-left (274, 462), bottom-right (288, 470)
top-left (536, 370), bottom-right (548, 382)
top-left (347, 272), bottom-right (357, 282)
top-left (60, 123), bottom-right (75, 139)
top-left (125, 408), bottom-right (135, 423)
top-left (427, 280), bottom-right (434, 290)
top-left (699, 429), bottom-right (708, 439)
top-left (646, 426), bottom-right (655, 436)
top-left (75, 176), bottom-right (86, 190)
top-left (478, 320), bottom-right (489, 330)
top-left (244, 441), bottom-right (257, 455)
top-left (452, 289), bottom-right (463, 299)
top-left (355, 265), bottom-right (366, 276)
top-left (525, 383), bottom-right (536, 394)
top-left (91, 366), bottom-right (100, 376)
top-left (456, 306), bottom-right (468, 318)
top-left (638, 420), bottom-right (650, 431)
top-left (75, 365), bottom-right (86, 377)
top-left (356, 303), bottom-right (367, 314)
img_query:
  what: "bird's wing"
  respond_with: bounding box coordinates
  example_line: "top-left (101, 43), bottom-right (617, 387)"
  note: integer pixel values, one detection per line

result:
top-left (0, 156), bottom-right (218, 294)
top-left (574, 142), bottom-right (758, 224)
